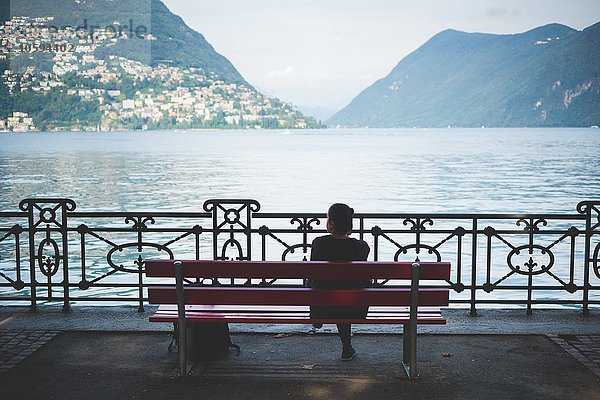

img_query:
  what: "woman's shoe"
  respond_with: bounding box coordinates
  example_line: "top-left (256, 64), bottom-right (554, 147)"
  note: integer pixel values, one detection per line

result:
top-left (341, 346), bottom-right (356, 361)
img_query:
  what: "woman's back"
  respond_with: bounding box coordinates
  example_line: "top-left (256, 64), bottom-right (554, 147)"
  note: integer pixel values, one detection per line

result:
top-left (310, 235), bottom-right (371, 289)
top-left (310, 235), bottom-right (369, 261)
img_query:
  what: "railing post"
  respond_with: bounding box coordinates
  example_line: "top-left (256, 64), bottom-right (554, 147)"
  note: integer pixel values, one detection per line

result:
top-left (137, 258), bottom-right (144, 312)
top-left (61, 202), bottom-right (71, 312)
top-left (580, 202), bottom-right (593, 316)
top-left (25, 205), bottom-right (37, 312)
top-left (470, 218), bottom-right (478, 316)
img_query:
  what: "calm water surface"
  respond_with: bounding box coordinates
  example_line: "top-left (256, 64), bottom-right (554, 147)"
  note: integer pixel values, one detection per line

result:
top-left (1, 128), bottom-right (598, 213)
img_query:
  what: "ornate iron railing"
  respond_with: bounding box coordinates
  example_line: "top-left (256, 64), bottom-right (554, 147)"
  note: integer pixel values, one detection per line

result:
top-left (0, 198), bottom-right (599, 315)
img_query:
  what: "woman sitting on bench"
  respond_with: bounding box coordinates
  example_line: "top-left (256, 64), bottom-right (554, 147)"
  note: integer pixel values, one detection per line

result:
top-left (308, 203), bottom-right (371, 361)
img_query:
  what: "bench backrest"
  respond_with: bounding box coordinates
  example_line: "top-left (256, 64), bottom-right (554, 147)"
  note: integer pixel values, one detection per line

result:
top-left (146, 260), bottom-right (451, 308)
top-left (146, 260), bottom-right (450, 280)
top-left (148, 287), bottom-right (449, 306)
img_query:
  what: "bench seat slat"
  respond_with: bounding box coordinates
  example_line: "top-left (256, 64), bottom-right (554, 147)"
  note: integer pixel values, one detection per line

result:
top-left (148, 287), bottom-right (449, 307)
top-left (145, 260), bottom-right (450, 280)
top-left (149, 304), bottom-right (446, 324)
top-left (150, 312), bottom-right (445, 318)
top-left (152, 305), bottom-right (445, 313)
top-left (150, 314), bottom-right (445, 320)
top-left (149, 313), bottom-right (446, 320)
top-left (150, 314), bottom-right (446, 324)
top-left (150, 317), bottom-right (446, 324)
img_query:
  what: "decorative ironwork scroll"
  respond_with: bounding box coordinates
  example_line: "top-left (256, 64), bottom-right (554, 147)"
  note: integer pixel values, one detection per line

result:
top-left (203, 200), bottom-right (260, 285)
top-left (0, 224), bottom-right (24, 290)
top-left (204, 199), bottom-right (260, 261)
top-left (482, 217), bottom-right (580, 314)
top-left (18, 199), bottom-right (76, 311)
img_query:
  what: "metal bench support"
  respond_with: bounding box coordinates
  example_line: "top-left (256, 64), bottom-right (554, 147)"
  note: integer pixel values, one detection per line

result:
top-left (402, 261), bottom-right (420, 380)
top-left (175, 261), bottom-right (192, 376)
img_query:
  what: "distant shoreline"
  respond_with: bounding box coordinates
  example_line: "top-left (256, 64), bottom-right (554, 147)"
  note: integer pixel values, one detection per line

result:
top-left (1, 126), bottom-right (599, 135)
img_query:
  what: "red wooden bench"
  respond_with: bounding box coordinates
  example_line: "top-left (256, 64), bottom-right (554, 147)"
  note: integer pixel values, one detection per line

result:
top-left (146, 260), bottom-right (450, 379)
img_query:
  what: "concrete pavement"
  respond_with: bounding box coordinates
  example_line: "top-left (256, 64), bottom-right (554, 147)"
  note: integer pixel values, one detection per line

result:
top-left (0, 306), bottom-right (599, 399)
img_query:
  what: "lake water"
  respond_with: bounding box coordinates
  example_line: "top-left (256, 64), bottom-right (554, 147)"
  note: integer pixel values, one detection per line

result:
top-left (1, 128), bottom-right (599, 213)
top-left (0, 128), bottom-right (599, 308)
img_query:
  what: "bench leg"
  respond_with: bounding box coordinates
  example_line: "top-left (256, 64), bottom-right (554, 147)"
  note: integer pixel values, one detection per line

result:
top-left (402, 324), bottom-right (418, 380)
top-left (177, 323), bottom-right (193, 376)
top-left (402, 261), bottom-right (420, 380)
top-left (175, 261), bottom-right (192, 377)
top-left (402, 324), bottom-right (410, 365)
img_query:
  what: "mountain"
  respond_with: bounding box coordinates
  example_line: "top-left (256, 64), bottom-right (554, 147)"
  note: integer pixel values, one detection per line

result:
top-left (328, 22), bottom-right (600, 127)
top-left (9, 0), bottom-right (246, 84)
top-left (1, 0), bottom-right (323, 131)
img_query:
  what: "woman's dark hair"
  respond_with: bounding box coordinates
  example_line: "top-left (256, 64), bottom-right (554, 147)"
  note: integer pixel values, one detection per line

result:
top-left (328, 203), bottom-right (355, 235)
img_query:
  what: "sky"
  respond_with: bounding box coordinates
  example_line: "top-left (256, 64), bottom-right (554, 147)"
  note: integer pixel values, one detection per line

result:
top-left (163, 0), bottom-right (599, 112)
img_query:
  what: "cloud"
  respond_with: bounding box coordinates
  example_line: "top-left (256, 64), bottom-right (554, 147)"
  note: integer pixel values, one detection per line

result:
top-left (267, 66), bottom-right (339, 81)
top-left (485, 7), bottom-right (520, 18)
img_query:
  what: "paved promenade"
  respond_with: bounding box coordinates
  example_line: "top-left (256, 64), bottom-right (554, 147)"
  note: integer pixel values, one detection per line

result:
top-left (0, 306), bottom-right (599, 399)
